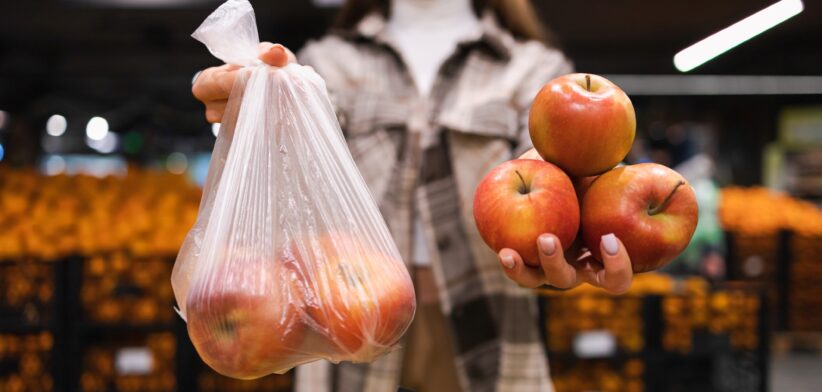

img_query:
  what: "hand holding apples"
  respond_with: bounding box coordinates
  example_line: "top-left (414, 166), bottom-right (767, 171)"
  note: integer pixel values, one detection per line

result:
top-left (474, 69), bottom-right (699, 292)
top-left (476, 149), bottom-right (635, 294)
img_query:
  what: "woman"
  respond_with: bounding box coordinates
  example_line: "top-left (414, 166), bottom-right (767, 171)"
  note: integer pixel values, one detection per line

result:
top-left (192, 0), bottom-right (634, 391)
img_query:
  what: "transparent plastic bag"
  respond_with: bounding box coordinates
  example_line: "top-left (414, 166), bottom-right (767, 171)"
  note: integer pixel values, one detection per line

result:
top-left (171, 0), bottom-right (416, 379)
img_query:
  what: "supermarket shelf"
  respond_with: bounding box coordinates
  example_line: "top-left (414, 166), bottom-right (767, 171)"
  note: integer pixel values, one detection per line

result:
top-left (79, 322), bottom-right (176, 335)
top-left (0, 320), bottom-right (54, 333)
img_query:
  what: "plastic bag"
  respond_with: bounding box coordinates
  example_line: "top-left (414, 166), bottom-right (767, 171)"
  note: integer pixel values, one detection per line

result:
top-left (172, 0), bottom-right (416, 379)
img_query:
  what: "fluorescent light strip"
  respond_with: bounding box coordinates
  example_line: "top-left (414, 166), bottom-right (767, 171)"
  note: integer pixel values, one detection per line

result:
top-left (674, 0), bottom-right (804, 72)
top-left (605, 75), bottom-right (822, 96)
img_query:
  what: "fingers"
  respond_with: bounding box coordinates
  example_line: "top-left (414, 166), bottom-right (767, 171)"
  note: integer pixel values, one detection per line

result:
top-left (536, 234), bottom-right (578, 289)
top-left (258, 42), bottom-right (295, 67)
top-left (192, 64), bottom-right (241, 103)
top-left (595, 233), bottom-right (633, 294)
top-left (205, 100), bottom-right (227, 123)
top-left (498, 249), bottom-right (545, 288)
top-left (574, 257), bottom-right (603, 287)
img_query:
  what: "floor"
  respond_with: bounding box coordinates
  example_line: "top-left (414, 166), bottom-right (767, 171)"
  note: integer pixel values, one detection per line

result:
top-left (770, 353), bottom-right (822, 392)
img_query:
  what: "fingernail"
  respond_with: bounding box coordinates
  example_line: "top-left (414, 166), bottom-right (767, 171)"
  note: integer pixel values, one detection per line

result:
top-left (538, 236), bottom-right (556, 256)
top-left (501, 254), bottom-right (515, 269)
top-left (602, 233), bottom-right (619, 256)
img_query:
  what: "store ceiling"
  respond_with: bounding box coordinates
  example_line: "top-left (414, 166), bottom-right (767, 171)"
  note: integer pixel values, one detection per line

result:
top-left (0, 0), bottom-right (819, 132)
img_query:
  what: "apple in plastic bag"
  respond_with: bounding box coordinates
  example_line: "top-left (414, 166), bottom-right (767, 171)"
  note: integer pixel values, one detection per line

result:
top-left (186, 258), bottom-right (306, 379)
top-left (286, 232), bottom-right (416, 361)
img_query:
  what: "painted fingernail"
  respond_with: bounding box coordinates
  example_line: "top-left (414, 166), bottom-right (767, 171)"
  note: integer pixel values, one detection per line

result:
top-left (538, 235), bottom-right (556, 256)
top-left (501, 254), bottom-right (515, 269)
top-left (602, 233), bottom-right (619, 256)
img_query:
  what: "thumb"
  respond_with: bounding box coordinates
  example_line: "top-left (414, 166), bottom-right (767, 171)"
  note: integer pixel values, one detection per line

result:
top-left (596, 233), bottom-right (633, 294)
top-left (258, 43), bottom-right (294, 67)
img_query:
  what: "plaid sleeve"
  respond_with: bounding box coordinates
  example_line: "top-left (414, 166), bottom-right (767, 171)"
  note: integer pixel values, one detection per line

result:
top-left (296, 38), bottom-right (350, 130)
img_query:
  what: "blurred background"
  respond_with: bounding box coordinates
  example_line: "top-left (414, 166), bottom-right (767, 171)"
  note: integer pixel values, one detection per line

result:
top-left (1, 0), bottom-right (821, 391)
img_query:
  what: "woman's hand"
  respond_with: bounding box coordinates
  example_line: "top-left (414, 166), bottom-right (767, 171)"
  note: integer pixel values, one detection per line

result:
top-left (497, 234), bottom-right (633, 294)
top-left (500, 147), bottom-right (634, 294)
top-left (192, 42), bottom-right (296, 123)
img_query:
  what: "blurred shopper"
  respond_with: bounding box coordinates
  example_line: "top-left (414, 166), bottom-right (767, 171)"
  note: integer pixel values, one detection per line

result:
top-left (647, 122), bottom-right (725, 279)
top-left (191, 0), bottom-right (635, 391)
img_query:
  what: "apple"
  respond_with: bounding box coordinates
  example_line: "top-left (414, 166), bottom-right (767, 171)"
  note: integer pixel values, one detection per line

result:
top-left (529, 73), bottom-right (636, 177)
top-left (573, 175), bottom-right (598, 203)
top-left (581, 163), bottom-right (698, 272)
top-left (286, 232), bottom-right (416, 362)
top-left (519, 147), bottom-right (597, 202)
top-left (186, 258), bottom-right (305, 379)
top-left (473, 159), bottom-right (580, 267)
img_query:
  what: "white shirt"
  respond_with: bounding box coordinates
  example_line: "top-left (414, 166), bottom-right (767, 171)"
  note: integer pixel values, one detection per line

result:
top-left (385, 0), bottom-right (481, 265)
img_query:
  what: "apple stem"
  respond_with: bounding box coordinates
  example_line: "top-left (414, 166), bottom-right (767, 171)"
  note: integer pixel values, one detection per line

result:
top-left (648, 180), bottom-right (685, 215)
top-left (585, 74), bottom-right (591, 91)
top-left (514, 170), bottom-right (529, 194)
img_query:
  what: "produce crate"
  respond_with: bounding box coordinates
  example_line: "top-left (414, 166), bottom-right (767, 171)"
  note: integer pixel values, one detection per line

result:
top-left (0, 259), bottom-right (61, 329)
top-left (196, 369), bottom-right (293, 392)
top-left (0, 331), bottom-right (56, 392)
top-left (725, 230), bottom-right (789, 329)
top-left (538, 280), bottom-right (769, 392)
top-left (659, 285), bottom-right (769, 392)
top-left (76, 254), bottom-right (176, 327)
top-left (549, 358), bottom-right (646, 392)
top-left (787, 233), bottom-right (822, 331)
top-left (541, 295), bottom-right (646, 355)
top-left (77, 331), bottom-right (177, 392)
top-left (56, 254), bottom-right (179, 392)
top-left (725, 232), bottom-right (782, 281)
top-left (0, 258), bottom-right (68, 392)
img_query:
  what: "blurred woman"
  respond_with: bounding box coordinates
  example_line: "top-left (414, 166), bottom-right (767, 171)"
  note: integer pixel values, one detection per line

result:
top-left (192, 0), bottom-right (634, 390)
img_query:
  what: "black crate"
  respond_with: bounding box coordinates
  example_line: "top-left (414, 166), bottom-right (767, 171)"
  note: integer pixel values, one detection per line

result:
top-left (0, 330), bottom-right (56, 392)
top-left (538, 288), bottom-right (769, 392)
top-left (71, 254), bottom-right (176, 328)
top-left (0, 259), bottom-right (62, 329)
top-left (75, 328), bottom-right (178, 392)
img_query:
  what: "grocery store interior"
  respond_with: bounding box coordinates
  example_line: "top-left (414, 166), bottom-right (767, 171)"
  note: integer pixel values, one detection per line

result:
top-left (1, 0), bottom-right (822, 391)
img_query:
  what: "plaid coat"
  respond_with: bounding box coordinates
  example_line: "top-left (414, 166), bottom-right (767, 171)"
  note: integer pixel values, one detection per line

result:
top-left (295, 11), bottom-right (572, 392)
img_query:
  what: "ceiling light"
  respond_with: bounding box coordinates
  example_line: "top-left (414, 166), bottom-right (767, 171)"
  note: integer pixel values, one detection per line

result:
top-left (86, 116), bottom-right (110, 141)
top-left (674, 0), bottom-right (804, 72)
top-left (46, 114), bottom-right (68, 136)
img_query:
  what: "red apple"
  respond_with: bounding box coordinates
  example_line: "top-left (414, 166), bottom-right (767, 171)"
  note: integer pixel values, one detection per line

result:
top-left (287, 232), bottom-right (416, 362)
top-left (581, 163), bottom-right (698, 272)
top-left (186, 258), bottom-right (305, 379)
top-left (519, 147), bottom-right (597, 202)
top-left (529, 73), bottom-right (636, 177)
top-left (573, 175), bottom-right (598, 203)
top-left (473, 159), bottom-right (580, 267)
